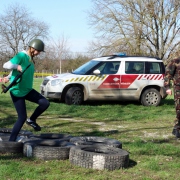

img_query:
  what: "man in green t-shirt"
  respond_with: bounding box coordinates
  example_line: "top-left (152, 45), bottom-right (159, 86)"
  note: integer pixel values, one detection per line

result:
top-left (3, 39), bottom-right (50, 141)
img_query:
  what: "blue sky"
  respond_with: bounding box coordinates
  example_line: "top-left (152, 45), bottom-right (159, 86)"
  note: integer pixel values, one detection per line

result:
top-left (0, 0), bottom-right (94, 53)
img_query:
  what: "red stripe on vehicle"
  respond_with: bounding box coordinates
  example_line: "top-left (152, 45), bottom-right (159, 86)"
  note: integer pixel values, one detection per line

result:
top-left (138, 75), bottom-right (143, 80)
top-left (120, 75), bottom-right (139, 88)
top-left (158, 75), bottom-right (163, 80)
top-left (146, 75), bottom-right (151, 80)
top-left (154, 75), bottom-right (159, 80)
top-left (150, 75), bottom-right (155, 80)
top-left (98, 75), bottom-right (120, 89)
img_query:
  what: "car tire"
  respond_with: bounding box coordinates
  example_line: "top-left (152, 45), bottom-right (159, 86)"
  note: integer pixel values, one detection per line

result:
top-left (69, 136), bottom-right (122, 148)
top-left (0, 135), bottom-right (10, 141)
top-left (0, 128), bottom-right (33, 143)
top-left (141, 88), bottom-right (161, 106)
top-left (69, 145), bottom-right (129, 170)
top-left (65, 87), bottom-right (83, 105)
top-left (0, 141), bottom-right (23, 154)
top-left (23, 139), bottom-right (75, 160)
top-left (0, 134), bottom-right (29, 143)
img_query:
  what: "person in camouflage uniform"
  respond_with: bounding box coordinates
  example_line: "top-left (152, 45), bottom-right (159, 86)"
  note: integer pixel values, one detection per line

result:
top-left (164, 58), bottom-right (180, 138)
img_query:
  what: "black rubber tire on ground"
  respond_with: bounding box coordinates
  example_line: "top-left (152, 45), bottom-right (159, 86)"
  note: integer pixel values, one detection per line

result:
top-left (0, 128), bottom-right (33, 143)
top-left (69, 136), bottom-right (122, 148)
top-left (29, 133), bottom-right (73, 141)
top-left (0, 141), bottom-right (23, 154)
top-left (0, 135), bottom-right (29, 142)
top-left (141, 88), bottom-right (161, 106)
top-left (0, 135), bottom-right (9, 141)
top-left (65, 87), bottom-right (83, 105)
top-left (23, 139), bottom-right (75, 160)
top-left (69, 145), bottom-right (129, 170)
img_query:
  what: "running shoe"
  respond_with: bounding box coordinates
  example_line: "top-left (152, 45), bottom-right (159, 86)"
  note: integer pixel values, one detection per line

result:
top-left (26, 119), bottom-right (41, 131)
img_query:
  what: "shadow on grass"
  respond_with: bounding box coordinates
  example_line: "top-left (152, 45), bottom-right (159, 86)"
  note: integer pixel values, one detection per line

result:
top-left (0, 153), bottom-right (137, 169)
top-left (0, 98), bottom-right (16, 128)
top-left (128, 159), bottom-right (137, 168)
top-left (49, 97), bottom-right (175, 106)
top-left (45, 121), bottom-right (169, 139)
top-left (0, 154), bottom-right (37, 162)
top-left (0, 116), bottom-right (16, 127)
top-left (77, 130), bottom-right (119, 137)
top-left (161, 98), bottom-right (174, 106)
top-left (49, 99), bottom-right (142, 106)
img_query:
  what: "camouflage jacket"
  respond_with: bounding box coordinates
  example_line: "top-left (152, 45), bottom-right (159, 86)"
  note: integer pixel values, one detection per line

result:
top-left (164, 58), bottom-right (180, 89)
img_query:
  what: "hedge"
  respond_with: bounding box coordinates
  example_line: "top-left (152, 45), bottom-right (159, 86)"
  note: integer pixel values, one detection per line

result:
top-left (0, 71), bottom-right (53, 78)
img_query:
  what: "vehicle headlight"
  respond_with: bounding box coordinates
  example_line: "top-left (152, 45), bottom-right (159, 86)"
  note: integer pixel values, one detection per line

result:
top-left (51, 79), bottom-right (62, 86)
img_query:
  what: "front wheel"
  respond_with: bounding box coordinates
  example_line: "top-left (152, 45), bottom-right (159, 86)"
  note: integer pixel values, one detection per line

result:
top-left (141, 88), bottom-right (161, 106)
top-left (65, 87), bottom-right (83, 105)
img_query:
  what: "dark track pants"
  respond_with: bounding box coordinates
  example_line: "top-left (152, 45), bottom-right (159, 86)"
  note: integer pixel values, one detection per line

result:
top-left (9, 89), bottom-right (50, 141)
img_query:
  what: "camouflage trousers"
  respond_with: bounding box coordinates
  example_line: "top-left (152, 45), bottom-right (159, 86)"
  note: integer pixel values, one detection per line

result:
top-left (174, 85), bottom-right (180, 124)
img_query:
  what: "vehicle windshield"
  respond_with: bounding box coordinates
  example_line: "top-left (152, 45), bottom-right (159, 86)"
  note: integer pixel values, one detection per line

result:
top-left (72, 60), bottom-right (100, 75)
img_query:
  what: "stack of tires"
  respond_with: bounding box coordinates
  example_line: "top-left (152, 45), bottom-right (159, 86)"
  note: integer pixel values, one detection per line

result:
top-left (0, 128), bottom-right (129, 171)
top-left (23, 133), bottom-right (74, 161)
top-left (69, 136), bottom-right (129, 170)
top-left (0, 128), bottom-right (32, 153)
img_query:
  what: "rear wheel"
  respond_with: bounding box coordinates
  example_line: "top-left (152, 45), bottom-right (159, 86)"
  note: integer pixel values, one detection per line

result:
top-left (141, 88), bottom-right (161, 106)
top-left (65, 87), bottom-right (83, 105)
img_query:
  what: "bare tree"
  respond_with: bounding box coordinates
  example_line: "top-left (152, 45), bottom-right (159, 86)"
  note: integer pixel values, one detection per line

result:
top-left (88, 0), bottom-right (180, 60)
top-left (46, 35), bottom-right (70, 74)
top-left (0, 3), bottom-right (49, 56)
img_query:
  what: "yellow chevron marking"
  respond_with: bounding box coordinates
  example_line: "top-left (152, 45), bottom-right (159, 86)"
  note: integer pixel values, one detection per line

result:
top-left (79, 77), bottom-right (84, 81)
top-left (102, 75), bottom-right (107, 80)
top-left (88, 76), bottom-right (93, 81)
top-left (74, 78), bottom-right (79, 81)
top-left (83, 76), bottom-right (88, 81)
top-left (65, 75), bottom-right (107, 83)
top-left (92, 76), bottom-right (98, 81)
top-left (70, 78), bottom-right (75, 82)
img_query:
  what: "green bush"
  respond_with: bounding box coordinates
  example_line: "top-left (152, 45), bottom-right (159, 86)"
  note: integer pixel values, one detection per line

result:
top-left (0, 71), bottom-right (52, 78)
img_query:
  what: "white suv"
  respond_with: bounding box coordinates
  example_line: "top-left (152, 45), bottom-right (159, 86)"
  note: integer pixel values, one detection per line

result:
top-left (40, 54), bottom-right (167, 106)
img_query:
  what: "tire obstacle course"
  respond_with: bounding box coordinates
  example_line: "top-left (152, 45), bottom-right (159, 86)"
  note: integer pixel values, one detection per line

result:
top-left (0, 128), bottom-right (129, 171)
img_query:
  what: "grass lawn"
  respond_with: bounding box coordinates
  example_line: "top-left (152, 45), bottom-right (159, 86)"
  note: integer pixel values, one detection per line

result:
top-left (0, 78), bottom-right (179, 180)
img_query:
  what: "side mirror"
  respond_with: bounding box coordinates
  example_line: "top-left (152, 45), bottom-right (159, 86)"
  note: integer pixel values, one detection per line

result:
top-left (93, 69), bottom-right (100, 75)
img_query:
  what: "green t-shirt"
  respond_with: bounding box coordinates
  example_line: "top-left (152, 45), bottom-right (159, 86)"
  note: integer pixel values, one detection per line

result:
top-left (10, 51), bottom-right (34, 97)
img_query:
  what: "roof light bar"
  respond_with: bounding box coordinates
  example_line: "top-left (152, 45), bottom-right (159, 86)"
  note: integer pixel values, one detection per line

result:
top-left (114, 52), bottom-right (126, 56)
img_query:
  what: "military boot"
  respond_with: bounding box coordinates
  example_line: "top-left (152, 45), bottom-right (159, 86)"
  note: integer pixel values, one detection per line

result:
top-left (172, 120), bottom-right (180, 138)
